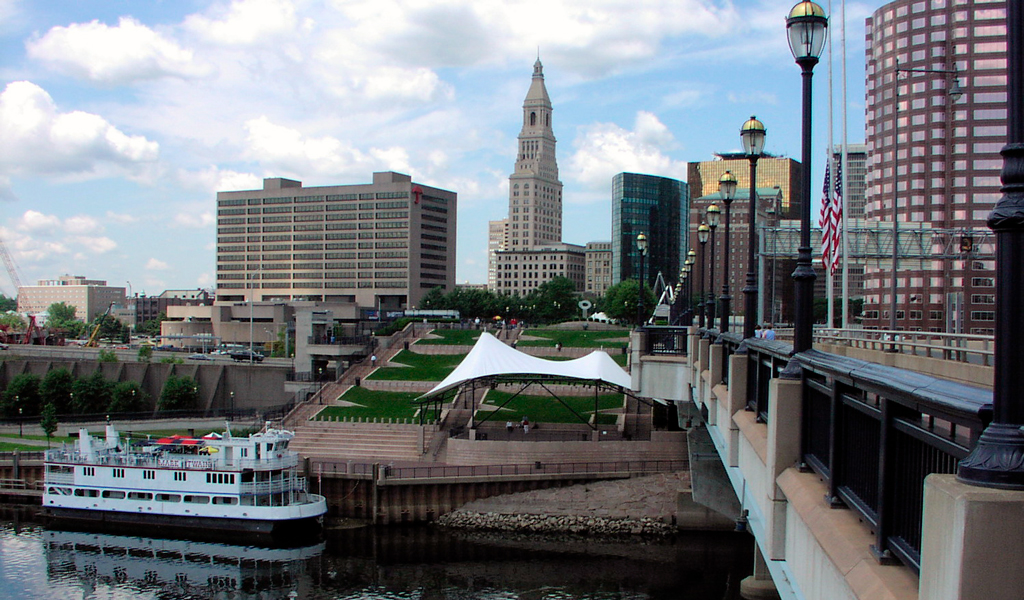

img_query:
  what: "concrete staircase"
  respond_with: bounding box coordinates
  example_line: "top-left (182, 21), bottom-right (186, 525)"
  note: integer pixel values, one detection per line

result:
top-left (289, 421), bottom-right (431, 462)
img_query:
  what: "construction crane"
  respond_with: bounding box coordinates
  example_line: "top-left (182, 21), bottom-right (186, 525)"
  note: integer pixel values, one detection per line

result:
top-left (85, 302), bottom-right (115, 347)
top-left (0, 237), bottom-right (23, 295)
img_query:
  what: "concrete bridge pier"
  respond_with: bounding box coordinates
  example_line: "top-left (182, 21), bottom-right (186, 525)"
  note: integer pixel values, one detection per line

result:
top-left (741, 546), bottom-right (780, 600)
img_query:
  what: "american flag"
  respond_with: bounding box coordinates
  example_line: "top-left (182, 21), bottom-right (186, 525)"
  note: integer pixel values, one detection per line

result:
top-left (819, 158), bottom-right (843, 275)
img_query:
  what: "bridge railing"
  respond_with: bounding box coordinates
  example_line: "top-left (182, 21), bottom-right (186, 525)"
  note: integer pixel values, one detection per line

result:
top-left (678, 330), bottom-right (992, 574)
top-left (641, 326), bottom-right (689, 356)
top-left (797, 349), bottom-right (990, 573)
top-left (307, 459), bottom-right (689, 481)
top-left (813, 328), bottom-right (995, 366)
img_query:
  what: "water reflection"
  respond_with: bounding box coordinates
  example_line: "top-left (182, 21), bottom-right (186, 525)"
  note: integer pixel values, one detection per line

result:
top-left (44, 528), bottom-right (325, 598)
top-left (1, 512), bottom-right (753, 600)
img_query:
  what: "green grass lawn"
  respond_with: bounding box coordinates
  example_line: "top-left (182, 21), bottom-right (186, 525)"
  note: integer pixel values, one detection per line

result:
top-left (414, 329), bottom-right (481, 345)
top-left (0, 441), bottom-right (46, 451)
top-left (314, 387), bottom-right (424, 421)
top-left (517, 328), bottom-right (631, 349)
top-left (481, 390), bottom-right (624, 425)
top-left (366, 350), bottom-right (466, 381)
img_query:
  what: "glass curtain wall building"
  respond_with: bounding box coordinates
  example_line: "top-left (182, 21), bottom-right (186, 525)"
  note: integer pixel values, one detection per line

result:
top-left (612, 173), bottom-right (689, 288)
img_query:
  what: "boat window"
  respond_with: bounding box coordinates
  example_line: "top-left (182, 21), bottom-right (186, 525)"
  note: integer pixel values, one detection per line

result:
top-left (184, 495), bottom-right (210, 504)
top-left (47, 487), bottom-right (72, 495)
top-left (128, 492), bottom-right (152, 501)
top-left (174, 472), bottom-right (187, 482)
top-left (102, 490), bottom-right (126, 499)
top-left (155, 493), bottom-right (181, 502)
top-left (47, 465), bottom-right (74, 475)
top-left (73, 488), bottom-right (99, 497)
top-left (212, 496), bottom-right (238, 505)
top-left (112, 468), bottom-right (125, 478)
top-left (81, 467), bottom-right (95, 477)
top-left (143, 470), bottom-right (155, 480)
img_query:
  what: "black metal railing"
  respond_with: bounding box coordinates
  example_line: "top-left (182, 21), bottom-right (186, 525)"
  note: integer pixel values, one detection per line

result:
top-left (306, 459), bottom-right (689, 481)
top-left (743, 338), bottom-right (792, 422)
top-left (642, 326), bottom-right (688, 356)
top-left (798, 349), bottom-right (991, 573)
top-left (717, 332), bottom-right (744, 386)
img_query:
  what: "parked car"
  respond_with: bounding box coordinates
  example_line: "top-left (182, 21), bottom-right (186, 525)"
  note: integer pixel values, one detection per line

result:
top-left (230, 350), bottom-right (264, 363)
top-left (188, 353), bottom-right (211, 361)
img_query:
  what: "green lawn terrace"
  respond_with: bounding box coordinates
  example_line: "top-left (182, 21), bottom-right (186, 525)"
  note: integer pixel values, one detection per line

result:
top-left (413, 329), bottom-right (481, 345)
top-left (311, 387), bottom-right (428, 423)
top-left (364, 350), bottom-right (465, 381)
top-left (516, 328), bottom-right (630, 349)
top-left (478, 389), bottom-right (623, 427)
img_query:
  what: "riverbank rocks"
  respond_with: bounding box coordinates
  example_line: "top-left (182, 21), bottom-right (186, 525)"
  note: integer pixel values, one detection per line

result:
top-left (436, 510), bottom-right (676, 537)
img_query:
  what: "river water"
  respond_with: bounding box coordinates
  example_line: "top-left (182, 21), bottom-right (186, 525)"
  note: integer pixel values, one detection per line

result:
top-left (0, 509), bottom-right (754, 600)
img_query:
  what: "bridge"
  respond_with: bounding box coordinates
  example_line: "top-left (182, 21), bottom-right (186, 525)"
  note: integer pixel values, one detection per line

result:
top-left (630, 325), bottom-right (1021, 600)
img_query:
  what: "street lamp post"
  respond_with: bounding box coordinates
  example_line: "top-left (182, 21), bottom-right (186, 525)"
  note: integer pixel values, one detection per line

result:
top-left (786, 0), bottom-right (828, 354)
top-left (698, 224), bottom-right (710, 327)
top-left (685, 250), bottom-right (696, 324)
top-left (718, 172), bottom-right (738, 334)
top-left (706, 204), bottom-right (721, 330)
top-left (889, 61), bottom-right (964, 344)
top-left (741, 116), bottom-right (767, 340)
top-left (636, 233), bottom-right (649, 327)
top-left (18, 406), bottom-right (22, 438)
top-left (957, 0), bottom-right (1024, 488)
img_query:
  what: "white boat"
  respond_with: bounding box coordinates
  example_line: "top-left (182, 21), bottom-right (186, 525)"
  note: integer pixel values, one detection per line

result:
top-left (43, 422), bottom-right (327, 539)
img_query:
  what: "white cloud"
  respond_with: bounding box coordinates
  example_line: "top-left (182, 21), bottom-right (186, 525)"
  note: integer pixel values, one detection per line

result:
top-left (243, 116), bottom-right (410, 177)
top-left (63, 215), bottom-right (102, 235)
top-left (0, 81), bottom-right (158, 179)
top-left (27, 17), bottom-right (211, 84)
top-left (196, 272), bottom-right (215, 287)
top-left (146, 258), bottom-right (170, 270)
top-left (0, 210), bottom-right (119, 274)
top-left (180, 166), bottom-right (262, 195)
top-left (105, 211), bottom-right (138, 225)
top-left (68, 235), bottom-right (117, 254)
top-left (173, 211), bottom-right (215, 229)
top-left (184, 0), bottom-right (298, 46)
top-left (566, 111), bottom-right (688, 196)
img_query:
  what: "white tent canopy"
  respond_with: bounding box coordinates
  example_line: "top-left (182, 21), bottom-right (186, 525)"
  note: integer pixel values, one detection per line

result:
top-left (416, 331), bottom-right (634, 401)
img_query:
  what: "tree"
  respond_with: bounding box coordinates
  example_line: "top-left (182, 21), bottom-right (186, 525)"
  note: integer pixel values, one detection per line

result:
top-left (159, 376), bottom-right (199, 411)
top-left (0, 312), bottom-right (24, 330)
top-left (140, 311), bottom-right (167, 337)
top-left (91, 313), bottom-right (127, 343)
top-left (137, 345), bottom-right (153, 362)
top-left (108, 381), bottom-right (145, 414)
top-left (602, 280), bottom-right (656, 325)
top-left (527, 276), bottom-right (578, 323)
top-left (46, 302), bottom-right (86, 339)
top-left (0, 293), bottom-right (16, 313)
top-left (71, 371), bottom-right (111, 415)
top-left (39, 403), bottom-right (58, 447)
top-left (418, 286), bottom-right (446, 309)
top-left (2, 373), bottom-right (42, 417)
top-left (40, 368), bottom-right (74, 414)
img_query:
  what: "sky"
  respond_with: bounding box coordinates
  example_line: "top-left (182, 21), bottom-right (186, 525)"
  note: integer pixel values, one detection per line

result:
top-left (0, 0), bottom-right (873, 297)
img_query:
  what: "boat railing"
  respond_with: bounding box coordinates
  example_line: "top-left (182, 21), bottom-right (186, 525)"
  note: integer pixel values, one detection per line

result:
top-left (45, 450), bottom-right (300, 471)
top-left (241, 478), bottom-right (306, 496)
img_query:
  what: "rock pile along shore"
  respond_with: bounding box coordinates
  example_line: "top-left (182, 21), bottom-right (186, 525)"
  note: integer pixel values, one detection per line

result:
top-left (436, 509), bottom-right (676, 537)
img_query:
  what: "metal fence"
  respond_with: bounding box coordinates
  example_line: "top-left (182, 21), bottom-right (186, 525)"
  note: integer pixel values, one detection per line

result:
top-left (307, 459), bottom-right (689, 481)
top-left (797, 349), bottom-right (990, 573)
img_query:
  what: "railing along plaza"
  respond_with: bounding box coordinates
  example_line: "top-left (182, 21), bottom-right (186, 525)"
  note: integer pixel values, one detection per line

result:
top-left (639, 325), bottom-right (990, 574)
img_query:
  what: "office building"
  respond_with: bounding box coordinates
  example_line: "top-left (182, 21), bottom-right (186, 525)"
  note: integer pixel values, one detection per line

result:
top-left (611, 173), bottom-right (688, 289)
top-left (492, 59), bottom-right (585, 295)
top-left (215, 172), bottom-right (457, 311)
top-left (17, 275), bottom-right (125, 321)
top-left (584, 242), bottom-right (613, 296)
top-left (487, 219), bottom-right (508, 291)
top-left (687, 155), bottom-right (804, 220)
top-left (862, 0), bottom-right (1006, 333)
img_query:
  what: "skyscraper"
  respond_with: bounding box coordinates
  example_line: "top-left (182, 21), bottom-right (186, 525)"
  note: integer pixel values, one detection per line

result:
top-left (491, 60), bottom-right (585, 296)
top-left (863, 0), bottom-right (1007, 333)
top-left (611, 173), bottom-right (688, 289)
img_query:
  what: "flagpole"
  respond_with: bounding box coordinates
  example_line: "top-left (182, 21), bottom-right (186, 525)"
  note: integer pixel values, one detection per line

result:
top-left (840, 0), bottom-right (850, 329)
top-left (825, 0), bottom-right (836, 330)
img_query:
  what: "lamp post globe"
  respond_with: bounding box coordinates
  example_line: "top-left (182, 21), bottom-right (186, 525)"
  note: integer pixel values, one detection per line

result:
top-left (740, 115), bottom-right (767, 341)
top-left (697, 224), bottom-right (710, 328)
top-left (786, 0), bottom-right (827, 356)
top-left (706, 204), bottom-right (721, 329)
top-left (718, 172), bottom-right (738, 334)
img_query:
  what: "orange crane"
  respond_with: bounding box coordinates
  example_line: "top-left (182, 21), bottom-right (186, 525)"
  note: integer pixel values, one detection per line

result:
top-left (85, 303), bottom-right (115, 347)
